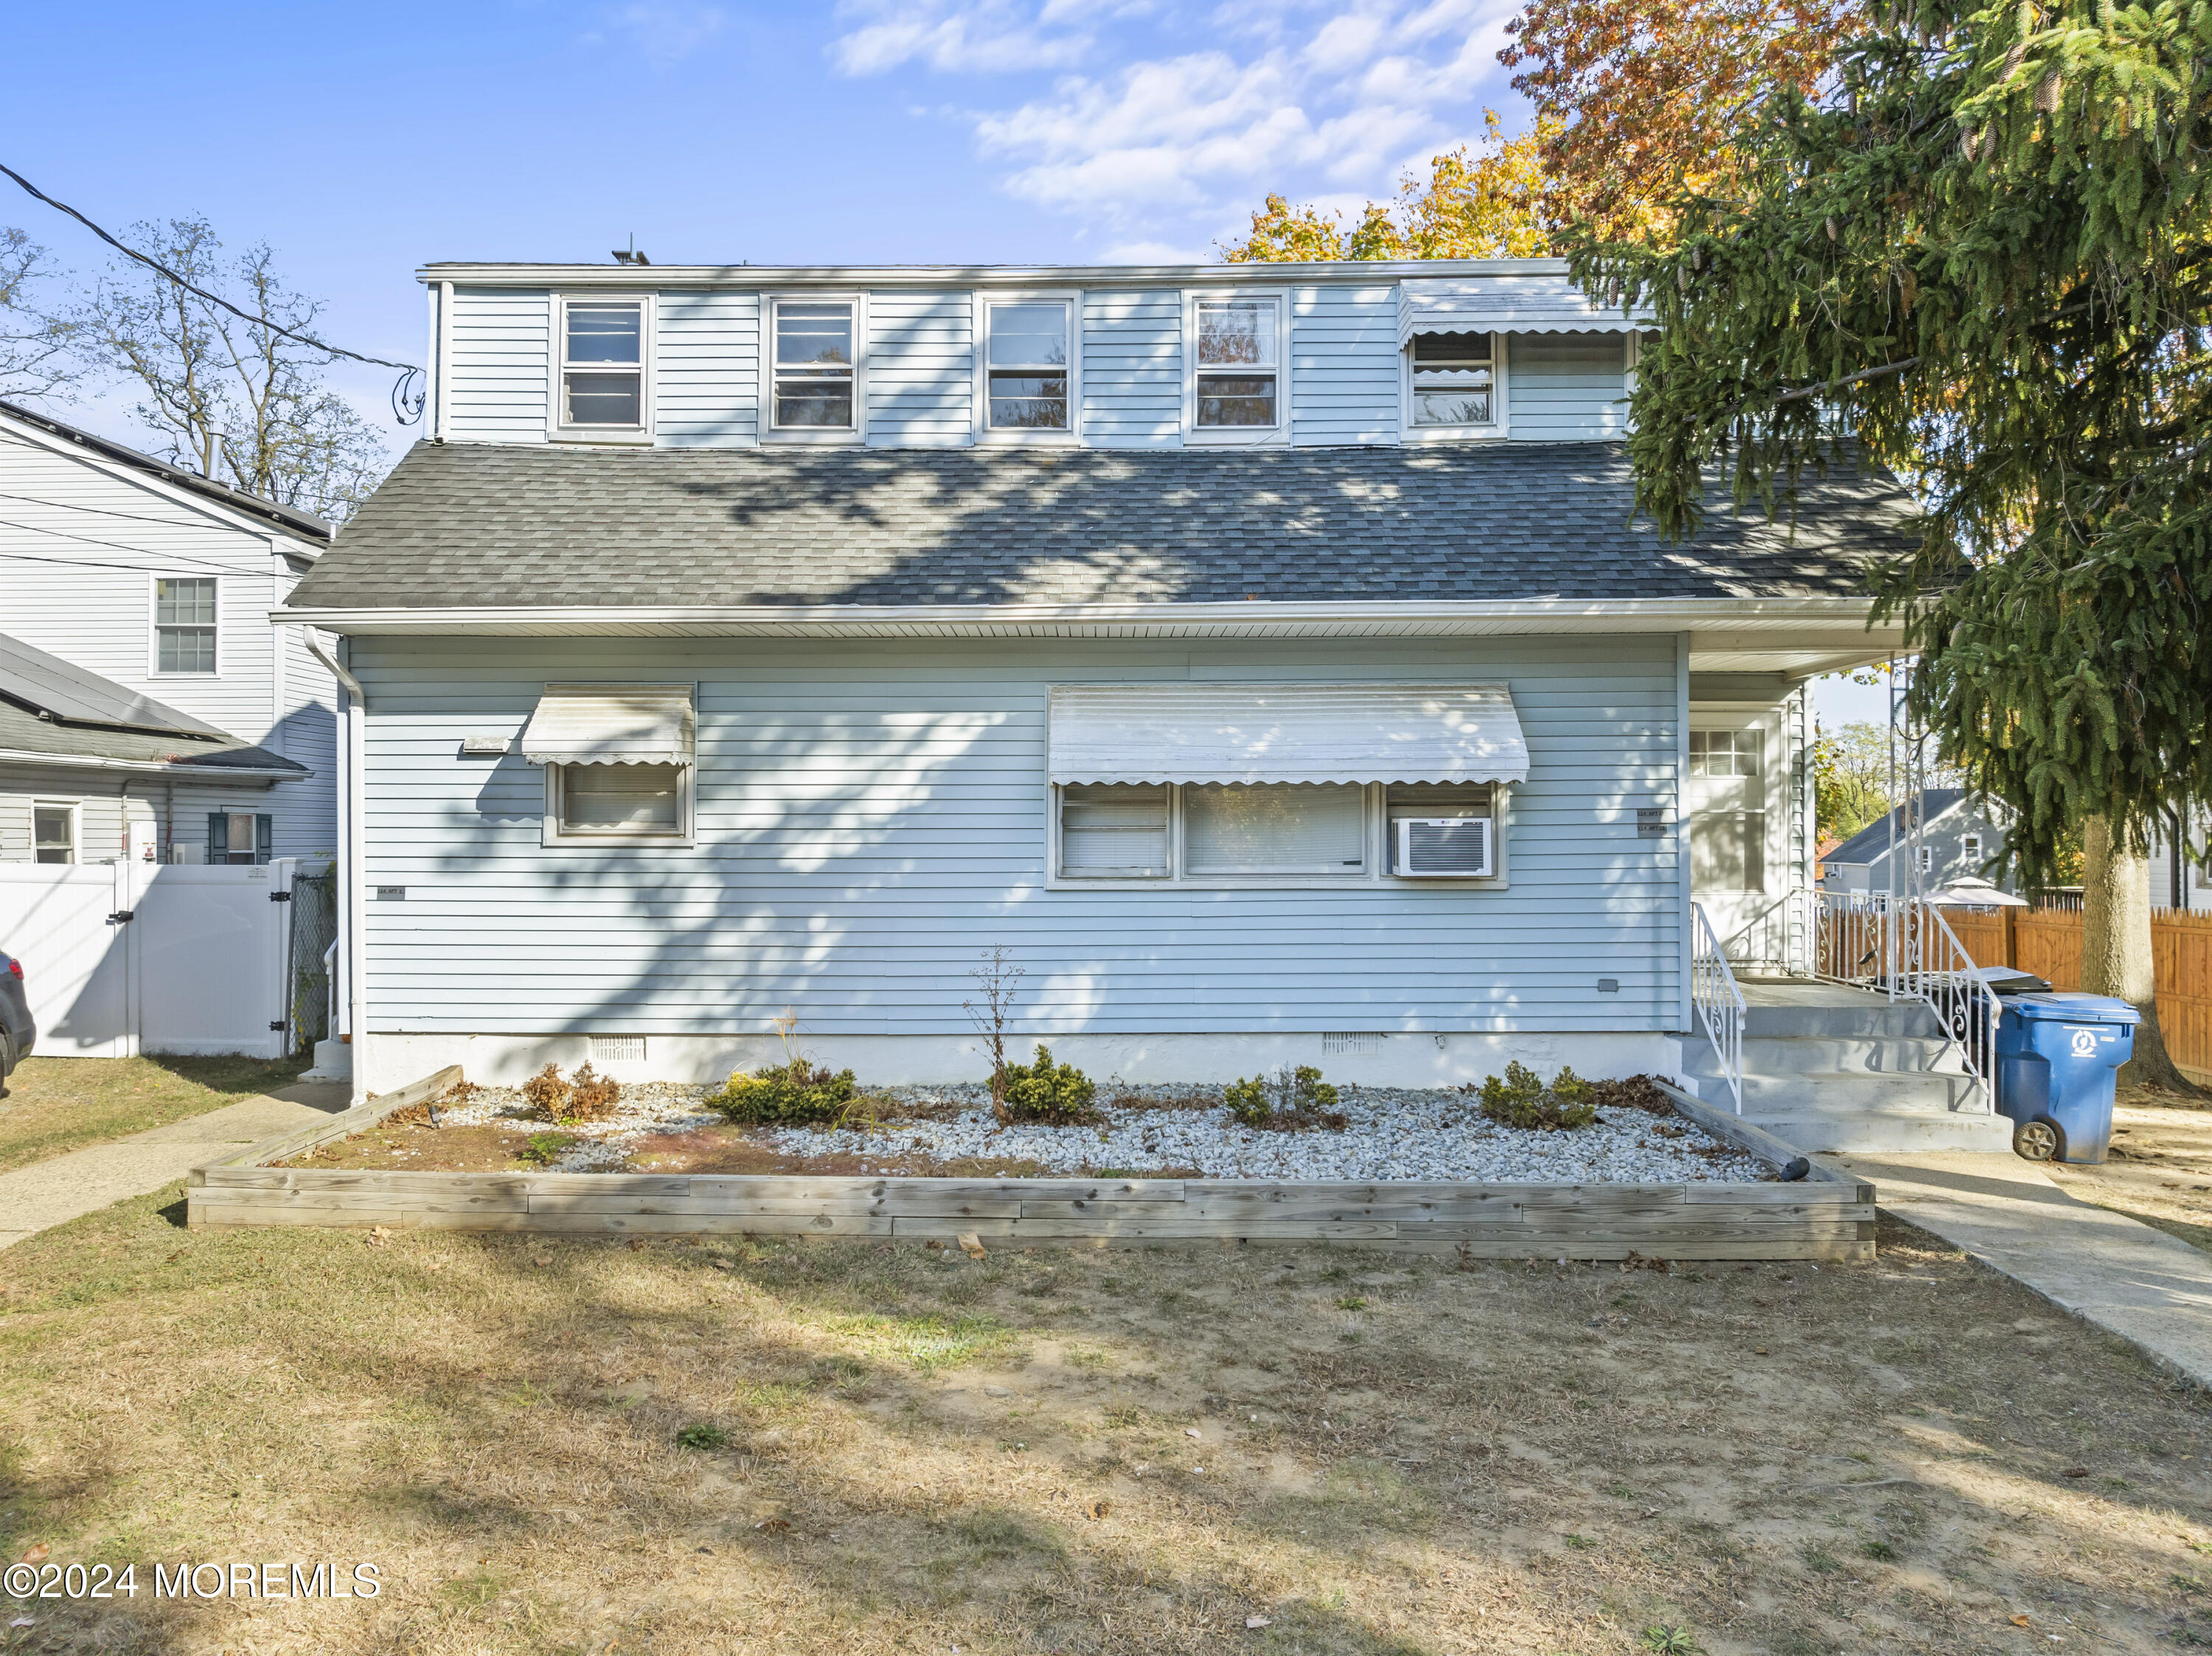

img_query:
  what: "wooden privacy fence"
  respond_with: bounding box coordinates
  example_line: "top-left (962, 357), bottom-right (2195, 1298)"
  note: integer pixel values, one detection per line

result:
top-left (1938, 904), bottom-right (2212, 1084)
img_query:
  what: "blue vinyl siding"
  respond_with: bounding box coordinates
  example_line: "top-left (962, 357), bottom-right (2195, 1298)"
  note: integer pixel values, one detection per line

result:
top-left (1292, 284), bottom-right (1399, 445)
top-left (353, 636), bottom-right (1682, 1037)
top-left (445, 288), bottom-right (551, 443)
top-left (868, 291), bottom-right (972, 446)
top-left (1507, 333), bottom-right (1630, 440)
top-left (656, 291), bottom-right (758, 445)
top-left (1082, 291), bottom-right (1182, 447)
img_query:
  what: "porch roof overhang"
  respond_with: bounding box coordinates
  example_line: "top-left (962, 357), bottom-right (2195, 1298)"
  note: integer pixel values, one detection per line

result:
top-left (271, 596), bottom-right (1904, 678)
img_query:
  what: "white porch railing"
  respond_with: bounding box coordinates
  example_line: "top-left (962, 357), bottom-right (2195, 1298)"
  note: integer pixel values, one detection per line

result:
top-left (1812, 889), bottom-right (1997, 1113)
top-left (1690, 900), bottom-right (1747, 1114)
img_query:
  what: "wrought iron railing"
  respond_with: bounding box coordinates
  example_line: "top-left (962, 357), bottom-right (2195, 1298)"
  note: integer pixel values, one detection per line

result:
top-left (1812, 889), bottom-right (1997, 1113)
top-left (1690, 901), bottom-right (1747, 1114)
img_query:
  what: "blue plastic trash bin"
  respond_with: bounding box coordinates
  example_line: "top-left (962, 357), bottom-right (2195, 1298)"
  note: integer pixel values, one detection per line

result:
top-left (1993, 992), bottom-right (2141, 1163)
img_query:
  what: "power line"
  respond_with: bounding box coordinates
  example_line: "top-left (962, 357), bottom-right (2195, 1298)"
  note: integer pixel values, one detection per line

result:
top-left (0, 514), bottom-right (247, 576)
top-left (0, 159), bottom-right (426, 425)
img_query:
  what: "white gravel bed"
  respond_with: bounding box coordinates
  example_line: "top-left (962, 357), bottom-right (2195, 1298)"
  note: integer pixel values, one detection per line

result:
top-left (410, 1079), bottom-right (1771, 1183)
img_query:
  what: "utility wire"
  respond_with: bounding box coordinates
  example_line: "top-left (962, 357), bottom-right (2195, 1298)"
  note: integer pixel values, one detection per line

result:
top-left (0, 159), bottom-right (426, 425)
top-left (0, 513), bottom-right (250, 576)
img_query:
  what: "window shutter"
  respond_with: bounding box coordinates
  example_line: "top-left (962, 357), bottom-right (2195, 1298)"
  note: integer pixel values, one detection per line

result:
top-left (206, 813), bottom-right (228, 860)
top-left (255, 815), bottom-right (274, 864)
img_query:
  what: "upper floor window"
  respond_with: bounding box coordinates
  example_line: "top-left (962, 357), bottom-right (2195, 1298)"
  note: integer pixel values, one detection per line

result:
top-left (772, 299), bottom-right (857, 431)
top-left (1191, 296), bottom-right (1281, 431)
top-left (1408, 331), bottom-right (1496, 428)
top-left (155, 577), bottom-right (216, 673)
top-left (985, 300), bottom-right (1071, 431)
top-left (557, 299), bottom-right (647, 434)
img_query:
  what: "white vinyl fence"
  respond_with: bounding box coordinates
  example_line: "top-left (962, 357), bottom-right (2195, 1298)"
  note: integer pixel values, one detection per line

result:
top-left (0, 860), bottom-right (301, 1060)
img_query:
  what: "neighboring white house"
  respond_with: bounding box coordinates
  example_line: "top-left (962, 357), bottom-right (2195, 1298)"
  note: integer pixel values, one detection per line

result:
top-left (1820, 789), bottom-right (2015, 896)
top-left (0, 400), bottom-right (338, 865)
top-left (2149, 806), bottom-right (2211, 912)
top-left (281, 255), bottom-right (1922, 1096)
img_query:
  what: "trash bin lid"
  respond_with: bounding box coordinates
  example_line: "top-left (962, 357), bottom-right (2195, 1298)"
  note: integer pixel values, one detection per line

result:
top-left (2003, 992), bottom-right (2143, 1026)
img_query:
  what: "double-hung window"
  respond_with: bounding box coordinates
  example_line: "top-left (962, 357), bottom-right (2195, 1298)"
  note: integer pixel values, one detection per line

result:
top-left (32, 804), bottom-right (74, 864)
top-left (1408, 331), bottom-right (1497, 429)
top-left (1189, 293), bottom-right (1283, 436)
top-left (154, 577), bottom-right (216, 673)
top-left (770, 299), bottom-right (858, 433)
top-left (555, 297), bottom-right (648, 437)
top-left (981, 298), bottom-right (1072, 434)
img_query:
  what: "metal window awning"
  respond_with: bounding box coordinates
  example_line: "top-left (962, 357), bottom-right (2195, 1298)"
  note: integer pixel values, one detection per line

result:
top-left (1048, 683), bottom-right (1528, 787)
top-left (521, 684), bottom-right (695, 765)
top-left (1398, 276), bottom-right (1649, 344)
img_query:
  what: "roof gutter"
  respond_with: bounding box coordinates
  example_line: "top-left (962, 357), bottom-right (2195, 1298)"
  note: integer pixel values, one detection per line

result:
top-left (0, 747), bottom-right (312, 779)
top-left (417, 256), bottom-right (1579, 288)
top-left (271, 594), bottom-right (1903, 640)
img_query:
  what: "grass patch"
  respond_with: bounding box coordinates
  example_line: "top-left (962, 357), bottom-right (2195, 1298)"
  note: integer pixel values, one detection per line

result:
top-left (817, 1309), bottom-right (1014, 1371)
top-left (0, 1052), bottom-right (313, 1174)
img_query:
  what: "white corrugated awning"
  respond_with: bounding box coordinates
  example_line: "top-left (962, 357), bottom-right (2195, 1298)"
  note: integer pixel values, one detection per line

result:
top-left (521, 684), bottom-right (695, 765)
top-left (1398, 275), bottom-right (1648, 343)
top-left (1048, 683), bottom-right (1528, 786)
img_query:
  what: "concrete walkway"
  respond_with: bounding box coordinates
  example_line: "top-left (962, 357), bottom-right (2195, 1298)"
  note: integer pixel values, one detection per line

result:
top-left (1829, 1149), bottom-right (2212, 1388)
top-left (0, 1082), bottom-right (349, 1250)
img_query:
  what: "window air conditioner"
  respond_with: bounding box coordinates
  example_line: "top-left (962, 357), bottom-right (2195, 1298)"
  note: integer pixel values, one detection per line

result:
top-left (1396, 816), bottom-right (1493, 878)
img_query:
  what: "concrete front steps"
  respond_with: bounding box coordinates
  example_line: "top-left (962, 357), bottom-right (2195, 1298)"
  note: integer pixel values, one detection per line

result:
top-left (1677, 981), bottom-right (2015, 1155)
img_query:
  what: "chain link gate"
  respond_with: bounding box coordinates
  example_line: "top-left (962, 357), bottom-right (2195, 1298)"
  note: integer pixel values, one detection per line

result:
top-left (287, 868), bottom-right (338, 1054)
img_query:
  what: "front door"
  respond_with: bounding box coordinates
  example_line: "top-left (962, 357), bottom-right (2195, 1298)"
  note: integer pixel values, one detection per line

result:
top-left (1689, 716), bottom-right (1786, 969)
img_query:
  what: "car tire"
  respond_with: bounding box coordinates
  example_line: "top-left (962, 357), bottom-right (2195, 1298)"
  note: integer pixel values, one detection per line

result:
top-left (2013, 1116), bottom-right (2064, 1161)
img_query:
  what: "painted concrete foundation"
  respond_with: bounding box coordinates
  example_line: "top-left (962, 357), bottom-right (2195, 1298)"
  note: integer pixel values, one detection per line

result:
top-left (353, 1029), bottom-right (1682, 1099)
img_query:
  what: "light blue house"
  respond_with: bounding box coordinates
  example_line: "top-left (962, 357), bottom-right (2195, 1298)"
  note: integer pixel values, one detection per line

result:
top-left (282, 258), bottom-right (1913, 1098)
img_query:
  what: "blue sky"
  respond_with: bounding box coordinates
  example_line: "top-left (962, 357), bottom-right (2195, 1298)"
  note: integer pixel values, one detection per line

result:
top-left (8, 0), bottom-right (1885, 728)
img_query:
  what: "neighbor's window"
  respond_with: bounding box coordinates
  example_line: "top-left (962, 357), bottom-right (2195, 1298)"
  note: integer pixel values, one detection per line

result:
top-left (1961, 833), bottom-right (1983, 866)
top-left (1688, 729), bottom-right (1767, 893)
top-left (1917, 844), bottom-right (1935, 874)
top-left (206, 811), bottom-right (270, 866)
top-left (32, 805), bottom-right (73, 864)
top-left (554, 764), bottom-right (687, 838)
top-left (560, 300), bottom-right (644, 428)
top-left (1408, 331), bottom-right (1495, 427)
top-left (155, 577), bottom-right (216, 673)
top-left (1192, 297), bottom-right (1279, 428)
top-left (985, 301), bottom-right (1070, 430)
top-left (772, 300), bottom-right (856, 429)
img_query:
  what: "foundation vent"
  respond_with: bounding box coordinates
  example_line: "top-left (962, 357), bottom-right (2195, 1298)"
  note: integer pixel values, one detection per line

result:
top-left (590, 1034), bottom-right (647, 1062)
top-left (1321, 1032), bottom-right (1385, 1056)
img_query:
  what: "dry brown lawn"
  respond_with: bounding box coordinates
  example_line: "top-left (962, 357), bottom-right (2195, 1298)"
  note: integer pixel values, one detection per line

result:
top-left (2041, 1099), bottom-right (2212, 1257)
top-left (3, 1189), bottom-right (2211, 1655)
top-left (0, 1054), bottom-right (311, 1175)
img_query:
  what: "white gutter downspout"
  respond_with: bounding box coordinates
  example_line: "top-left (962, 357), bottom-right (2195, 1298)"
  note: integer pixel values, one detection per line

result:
top-left (304, 630), bottom-right (368, 1102)
top-left (1677, 632), bottom-right (1693, 1037)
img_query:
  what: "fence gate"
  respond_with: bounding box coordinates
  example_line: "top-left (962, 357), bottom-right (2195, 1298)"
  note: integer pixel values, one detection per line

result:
top-left (0, 859), bottom-right (303, 1061)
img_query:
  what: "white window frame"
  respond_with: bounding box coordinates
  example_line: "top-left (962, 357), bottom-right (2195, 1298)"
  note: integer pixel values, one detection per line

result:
top-left (973, 290), bottom-right (1081, 445)
top-left (148, 573), bottom-right (220, 678)
top-left (31, 800), bottom-right (78, 865)
top-left (1183, 288), bottom-right (1289, 446)
top-left (1400, 330), bottom-right (1509, 443)
top-left (762, 293), bottom-right (866, 444)
top-left (1961, 832), bottom-right (1983, 867)
top-left (548, 293), bottom-right (655, 445)
top-left (543, 761), bottom-right (697, 849)
top-left (1046, 782), bottom-right (1509, 891)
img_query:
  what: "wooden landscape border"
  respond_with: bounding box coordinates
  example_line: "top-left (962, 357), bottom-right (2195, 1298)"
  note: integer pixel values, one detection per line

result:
top-left (186, 1067), bottom-right (1877, 1262)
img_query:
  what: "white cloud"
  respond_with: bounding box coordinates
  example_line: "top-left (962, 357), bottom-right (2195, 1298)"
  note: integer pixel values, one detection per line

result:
top-left (586, 3), bottom-right (726, 67)
top-left (828, 0), bottom-right (1527, 241)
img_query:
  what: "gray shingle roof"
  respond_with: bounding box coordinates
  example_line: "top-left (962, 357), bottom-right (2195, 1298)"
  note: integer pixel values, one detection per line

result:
top-left (1827, 790), bottom-right (1970, 865)
top-left (0, 631), bottom-right (307, 777)
top-left (290, 439), bottom-right (1915, 611)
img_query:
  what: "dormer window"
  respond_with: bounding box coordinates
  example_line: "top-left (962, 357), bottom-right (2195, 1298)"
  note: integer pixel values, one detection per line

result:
top-left (985, 301), bottom-right (1070, 430)
top-left (1408, 331), bottom-right (1495, 428)
top-left (1192, 297), bottom-right (1279, 428)
top-left (554, 296), bottom-right (650, 440)
top-left (771, 299), bottom-right (858, 431)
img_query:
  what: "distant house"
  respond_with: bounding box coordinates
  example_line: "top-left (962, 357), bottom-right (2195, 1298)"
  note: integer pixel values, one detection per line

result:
top-left (1820, 788), bottom-right (2012, 895)
top-left (2149, 806), bottom-right (2211, 912)
top-left (0, 400), bottom-right (338, 865)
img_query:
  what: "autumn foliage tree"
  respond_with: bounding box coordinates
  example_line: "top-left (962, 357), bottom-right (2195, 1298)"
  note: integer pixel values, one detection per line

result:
top-left (1220, 113), bottom-right (1564, 262)
top-left (1502, 0), bottom-right (1863, 242)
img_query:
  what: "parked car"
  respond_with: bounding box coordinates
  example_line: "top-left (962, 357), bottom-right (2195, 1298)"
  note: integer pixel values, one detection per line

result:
top-left (0, 947), bottom-right (33, 1091)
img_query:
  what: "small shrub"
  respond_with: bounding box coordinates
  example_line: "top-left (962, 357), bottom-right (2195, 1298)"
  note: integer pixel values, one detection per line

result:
top-left (1478, 1061), bottom-right (1599, 1131)
top-left (516, 1131), bottom-right (580, 1167)
top-left (521, 1062), bottom-right (570, 1120)
top-left (706, 1058), bottom-right (860, 1125)
top-left (999, 1044), bottom-right (1102, 1126)
top-left (565, 1062), bottom-right (622, 1121)
top-left (1224, 1065), bottom-right (1346, 1130)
